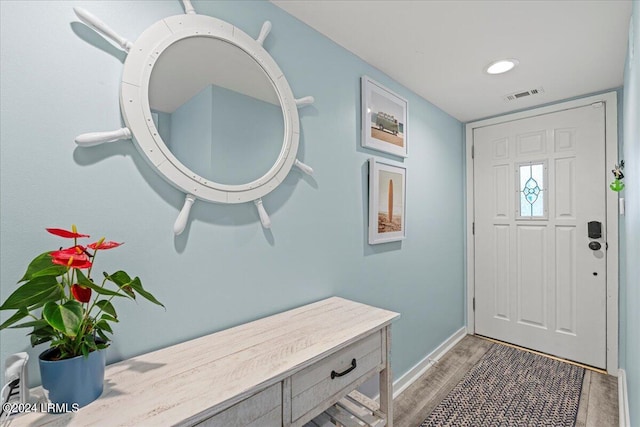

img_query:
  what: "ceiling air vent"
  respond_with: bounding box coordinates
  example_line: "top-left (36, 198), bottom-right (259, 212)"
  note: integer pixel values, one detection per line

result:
top-left (503, 87), bottom-right (545, 102)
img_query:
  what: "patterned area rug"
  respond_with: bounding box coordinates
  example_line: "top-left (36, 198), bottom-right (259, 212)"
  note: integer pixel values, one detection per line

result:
top-left (420, 343), bottom-right (585, 427)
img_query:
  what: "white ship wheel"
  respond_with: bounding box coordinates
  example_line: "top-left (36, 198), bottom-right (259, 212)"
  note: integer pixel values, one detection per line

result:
top-left (73, 0), bottom-right (314, 235)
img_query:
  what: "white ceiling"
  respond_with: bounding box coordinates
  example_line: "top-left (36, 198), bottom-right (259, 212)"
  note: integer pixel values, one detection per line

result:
top-left (270, 0), bottom-right (632, 122)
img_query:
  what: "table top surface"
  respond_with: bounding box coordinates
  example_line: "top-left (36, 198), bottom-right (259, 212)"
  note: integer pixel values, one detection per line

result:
top-left (11, 297), bottom-right (399, 426)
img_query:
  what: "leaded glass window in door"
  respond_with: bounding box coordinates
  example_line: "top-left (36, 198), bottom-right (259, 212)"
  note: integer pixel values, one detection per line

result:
top-left (519, 163), bottom-right (546, 218)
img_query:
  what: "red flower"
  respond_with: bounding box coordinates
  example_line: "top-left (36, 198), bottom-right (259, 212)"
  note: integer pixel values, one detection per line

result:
top-left (88, 241), bottom-right (123, 250)
top-left (46, 228), bottom-right (90, 239)
top-left (71, 284), bottom-right (92, 303)
top-left (51, 246), bottom-right (92, 269)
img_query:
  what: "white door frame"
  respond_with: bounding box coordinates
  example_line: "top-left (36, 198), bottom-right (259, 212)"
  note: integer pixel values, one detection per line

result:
top-left (465, 92), bottom-right (619, 374)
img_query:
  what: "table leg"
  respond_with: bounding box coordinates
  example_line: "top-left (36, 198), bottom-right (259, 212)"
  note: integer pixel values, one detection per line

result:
top-left (379, 326), bottom-right (393, 427)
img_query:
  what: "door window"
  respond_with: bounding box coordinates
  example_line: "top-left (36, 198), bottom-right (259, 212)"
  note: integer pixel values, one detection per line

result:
top-left (517, 162), bottom-right (547, 219)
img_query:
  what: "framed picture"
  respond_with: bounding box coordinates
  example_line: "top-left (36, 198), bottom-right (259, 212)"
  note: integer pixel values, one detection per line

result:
top-left (361, 76), bottom-right (408, 158)
top-left (368, 158), bottom-right (406, 244)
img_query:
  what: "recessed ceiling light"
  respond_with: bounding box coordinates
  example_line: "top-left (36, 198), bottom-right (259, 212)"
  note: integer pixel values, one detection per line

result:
top-left (485, 59), bottom-right (519, 75)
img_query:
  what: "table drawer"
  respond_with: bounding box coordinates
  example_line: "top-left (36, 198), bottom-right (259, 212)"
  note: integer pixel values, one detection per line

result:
top-left (194, 382), bottom-right (281, 427)
top-left (291, 330), bottom-right (383, 423)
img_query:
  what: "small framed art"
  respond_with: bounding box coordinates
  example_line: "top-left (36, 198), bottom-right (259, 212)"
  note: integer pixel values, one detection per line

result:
top-left (361, 76), bottom-right (408, 158)
top-left (368, 158), bottom-right (407, 244)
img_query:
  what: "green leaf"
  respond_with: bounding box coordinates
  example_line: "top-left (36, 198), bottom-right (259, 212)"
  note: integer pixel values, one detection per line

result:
top-left (43, 301), bottom-right (83, 338)
top-left (77, 270), bottom-right (128, 298)
top-left (104, 271), bottom-right (136, 298)
top-left (26, 296), bottom-right (52, 311)
top-left (19, 252), bottom-right (67, 282)
top-left (29, 324), bottom-right (55, 347)
top-left (96, 329), bottom-right (110, 343)
top-left (0, 276), bottom-right (60, 310)
top-left (100, 314), bottom-right (118, 323)
top-left (29, 324), bottom-right (55, 336)
top-left (104, 271), bottom-right (164, 307)
top-left (105, 270), bottom-right (131, 286)
top-left (95, 319), bottom-right (113, 334)
top-left (127, 277), bottom-right (165, 308)
top-left (96, 300), bottom-right (117, 318)
top-left (9, 319), bottom-right (48, 329)
top-left (30, 334), bottom-right (52, 347)
top-left (0, 308), bottom-right (29, 329)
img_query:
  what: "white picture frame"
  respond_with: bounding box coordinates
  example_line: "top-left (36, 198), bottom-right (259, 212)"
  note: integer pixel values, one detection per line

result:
top-left (369, 158), bottom-right (407, 244)
top-left (361, 76), bottom-right (408, 158)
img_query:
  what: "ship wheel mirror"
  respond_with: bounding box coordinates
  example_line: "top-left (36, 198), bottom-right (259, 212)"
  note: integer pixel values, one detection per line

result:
top-left (73, 1), bottom-right (315, 235)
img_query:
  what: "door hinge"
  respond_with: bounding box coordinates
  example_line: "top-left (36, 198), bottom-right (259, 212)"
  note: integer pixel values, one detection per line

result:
top-left (473, 297), bottom-right (475, 311)
top-left (471, 145), bottom-right (475, 159)
top-left (472, 222), bottom-right (475, 235)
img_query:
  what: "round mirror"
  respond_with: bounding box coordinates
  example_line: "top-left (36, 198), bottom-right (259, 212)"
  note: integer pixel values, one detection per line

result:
top-left (120, 14), bottom-right (300, 205)
top-left (148, 36), bottom-right (285, 186)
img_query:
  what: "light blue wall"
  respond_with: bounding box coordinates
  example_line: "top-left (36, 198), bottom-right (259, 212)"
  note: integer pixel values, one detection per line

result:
top-left (623, 1), bottom-right (640, 424)
top-left (0, 0), bottom-right (464, 388)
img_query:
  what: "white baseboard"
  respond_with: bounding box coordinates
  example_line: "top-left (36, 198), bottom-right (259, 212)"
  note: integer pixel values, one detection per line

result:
top-left (619, 368), bottom-right (631, 427)
top-left (392, 326), bottom-right (467, 399)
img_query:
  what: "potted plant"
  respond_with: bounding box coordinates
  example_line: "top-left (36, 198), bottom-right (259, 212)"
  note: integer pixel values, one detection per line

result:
top-left (0, 226), bottom-right (164, 409)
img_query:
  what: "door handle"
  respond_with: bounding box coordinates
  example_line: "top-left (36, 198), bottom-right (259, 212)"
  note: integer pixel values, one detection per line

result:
top-left (589, 241), bottom-right (602, 251)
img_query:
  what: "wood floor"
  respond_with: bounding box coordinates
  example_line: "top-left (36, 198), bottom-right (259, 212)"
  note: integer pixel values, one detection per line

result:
top-left (393, 335), bottom-right (619, 427)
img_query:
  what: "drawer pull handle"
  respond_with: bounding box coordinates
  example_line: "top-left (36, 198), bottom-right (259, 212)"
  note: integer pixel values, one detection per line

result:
top-left (331, 359), bottom-right (357, 379)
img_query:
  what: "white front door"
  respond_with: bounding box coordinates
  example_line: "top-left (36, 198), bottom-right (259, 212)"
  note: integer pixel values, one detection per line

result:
top-left (473, 104), bottom-right (607, 368)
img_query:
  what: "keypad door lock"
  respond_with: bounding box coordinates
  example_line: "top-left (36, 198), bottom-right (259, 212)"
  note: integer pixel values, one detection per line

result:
top-left (588, 221), bottom-right (602, 239)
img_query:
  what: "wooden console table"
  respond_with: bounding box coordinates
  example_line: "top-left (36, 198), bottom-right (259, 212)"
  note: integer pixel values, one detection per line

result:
top-left (11, 297), bottom-right (399, 426)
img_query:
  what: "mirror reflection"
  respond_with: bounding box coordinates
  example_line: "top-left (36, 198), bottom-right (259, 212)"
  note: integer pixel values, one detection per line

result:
top-left (149, 36), bottom-right (284, 186)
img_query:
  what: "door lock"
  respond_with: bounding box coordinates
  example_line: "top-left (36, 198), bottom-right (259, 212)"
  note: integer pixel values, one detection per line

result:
top-left (589, 241), bottom-right (602, 251)
top-left (588, 221), bottom-right (602, 239)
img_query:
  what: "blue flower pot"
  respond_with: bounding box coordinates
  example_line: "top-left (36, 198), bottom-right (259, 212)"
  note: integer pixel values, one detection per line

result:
top-left (39, 347), bottom-right (106, 410)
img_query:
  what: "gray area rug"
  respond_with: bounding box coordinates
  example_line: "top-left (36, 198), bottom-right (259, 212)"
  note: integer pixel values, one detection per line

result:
top-left (420, 343), bottom-right (585, 427)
